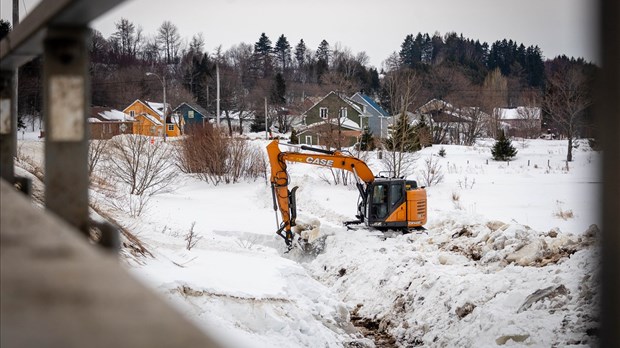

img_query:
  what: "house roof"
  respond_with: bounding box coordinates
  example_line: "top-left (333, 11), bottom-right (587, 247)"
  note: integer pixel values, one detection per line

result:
top-left (350, 92), bottom-right (389, 117)
top-left (91, 106), bottom-right (134, 122)
top-left (301, 91), bottom-right (366, 117)
top-left (140, 113), bottom-right (163, 126)
top-left (146, 101), bottom-right (171, 118)
top-left (173, 102), bottom-right (210, 117)
top-left (122, 99), bottom-right (179, 125)
top-left (416, 99), bottom-right (478, 123)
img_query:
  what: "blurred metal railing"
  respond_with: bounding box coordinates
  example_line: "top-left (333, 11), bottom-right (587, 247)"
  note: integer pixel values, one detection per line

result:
top-left (0, 1), bottom-right (225, 347)
top-left (0, 0), bottom-right (129, 241)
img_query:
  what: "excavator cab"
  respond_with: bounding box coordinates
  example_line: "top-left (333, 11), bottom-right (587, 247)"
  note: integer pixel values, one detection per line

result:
top-left (364, 179), bottom-right (427, 231)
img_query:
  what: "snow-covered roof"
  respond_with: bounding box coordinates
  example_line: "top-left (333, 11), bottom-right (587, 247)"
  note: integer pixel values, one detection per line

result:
top-left (300, 117), bottom-right (361, 132)
top-left (335, 117), bottom-right (361, 130)
top-left (98, 109), bottom-right (134, 122)
top-left (88, 118), bottom-right (102, 123)
top-left (142, 113), bottom-right (162, 126)
top-left (146, 101), bottom-right (171, 118)
top-left (496, 107), bottom-right (541, 120)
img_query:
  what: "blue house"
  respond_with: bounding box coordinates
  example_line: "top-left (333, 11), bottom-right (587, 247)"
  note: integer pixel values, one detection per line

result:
top-left (349, 92), bottom-right (390, 138)
top-left (172, 102), bottom-right (211, 129)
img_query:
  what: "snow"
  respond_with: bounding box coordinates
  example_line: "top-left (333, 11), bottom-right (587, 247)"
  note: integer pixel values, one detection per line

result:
top-left (99, 109), bottom-right (134, 121)
top-left (146, 101), bottom-right (170, 118)
top-left (497, 107), bottom-right (542, 120)
top-left (17, 133), bottom-right (601, 347)
top-left (143, 113), bottom-right (163, 126)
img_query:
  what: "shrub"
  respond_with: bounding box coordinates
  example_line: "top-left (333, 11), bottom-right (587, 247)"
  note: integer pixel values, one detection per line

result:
top-left (176, 124), bottom-right (266, 185)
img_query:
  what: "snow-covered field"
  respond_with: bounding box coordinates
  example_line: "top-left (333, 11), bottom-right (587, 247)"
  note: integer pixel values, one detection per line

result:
top-left (16, 135), bottom-right (601, 347)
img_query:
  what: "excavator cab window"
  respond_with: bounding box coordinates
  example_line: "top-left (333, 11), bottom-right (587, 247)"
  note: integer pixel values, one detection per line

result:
top-left (390, 183), bottom-right (403, 208)
top-left (370, 184), bottom-right (389, 219)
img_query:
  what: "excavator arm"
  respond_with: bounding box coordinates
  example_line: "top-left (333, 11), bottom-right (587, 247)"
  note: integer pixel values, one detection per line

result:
top-left (266, 139), bottom-right (375, 247)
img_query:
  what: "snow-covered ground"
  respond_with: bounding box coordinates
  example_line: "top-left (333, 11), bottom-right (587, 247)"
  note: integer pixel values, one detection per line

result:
top-left (16, 135), bottom-right (600, 347)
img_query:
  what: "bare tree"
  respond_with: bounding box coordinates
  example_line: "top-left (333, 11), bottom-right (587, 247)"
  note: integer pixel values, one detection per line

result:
top-left (460, 106), bottom-right (487, 145)
top-left (543, 64), bottom-right (592, 161)
top-left (107, 135), bottom-right (177, 196)
top-left (88, 139), bottom-right (108, 177)
top-left (157, 21), bottom-right (182, 64)
top-left (381, 68), bottom-right (422, 178)
top-left (382, 68), bottom-right (421, 117)
top-left (418, 156), bottom-right (444, 187)
top-left (482, 68), bottom-right (508, 138)
top-left (109, 18), bottom-right (143, 63)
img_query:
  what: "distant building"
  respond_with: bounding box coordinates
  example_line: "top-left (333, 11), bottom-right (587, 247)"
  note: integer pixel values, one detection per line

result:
top-left (123, 100), bottom-right (182, 137)
top-left (495, 107), bottom-right (542, 139)
top-left (296, 91), bottom-right (369, 147)
top-left (349, 92), bottom-right (390, 138)
top-left (88, 106), bottom-right (134, 139)
top-left (416, 99), bottom-right (475, 144)
top-left (173, 102), bottom-right (211, 130)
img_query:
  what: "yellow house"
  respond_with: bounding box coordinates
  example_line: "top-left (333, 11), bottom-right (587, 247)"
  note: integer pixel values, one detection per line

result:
top-left (123, 100), bottom-right (182, 137)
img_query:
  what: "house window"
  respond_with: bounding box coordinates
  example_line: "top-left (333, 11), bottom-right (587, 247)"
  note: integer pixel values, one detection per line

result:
top-left (339, 107), bottom-right (347, 118)
top-left (305, 135), bottom-right (313, 145)
top-left (168, 124), bottom-right (174, 131)
top-left (319, 107), bottom-right (328, 119)
top-left (129, 110), bottom-right (135, 118)
top-left (188, 110), bottom-right (194, 119)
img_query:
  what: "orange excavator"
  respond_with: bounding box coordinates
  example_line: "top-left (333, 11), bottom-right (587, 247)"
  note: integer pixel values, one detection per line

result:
top-left (267, 139), bottom-right (427, 248)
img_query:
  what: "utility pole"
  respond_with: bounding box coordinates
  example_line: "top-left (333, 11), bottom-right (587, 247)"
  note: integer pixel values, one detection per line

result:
top-left (11, 0), bottom-right (18, 168)
top-left (216, 62), bottom-right (220, 128)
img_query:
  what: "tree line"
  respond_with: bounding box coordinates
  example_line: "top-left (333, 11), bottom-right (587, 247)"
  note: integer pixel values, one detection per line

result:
top-left (1, 18), bottom-right (597, 148)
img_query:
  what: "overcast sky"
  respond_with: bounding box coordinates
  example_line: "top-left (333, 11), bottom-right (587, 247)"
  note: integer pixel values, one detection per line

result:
top-left (2, 0), bottom-right (598, 68)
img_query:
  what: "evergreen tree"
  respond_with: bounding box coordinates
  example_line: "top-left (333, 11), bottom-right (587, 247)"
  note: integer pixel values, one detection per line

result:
top-left (384, 113), bottom-right (418, 152)
top-left (316, 39), bottom-right (330, 81)
top-left (316, 39), bottom-right (331, 65)
top-left (274, 34), bottom-right (291, 72)
top-left (359, 127), bottom-right (376, 151)
top-left (254, 33), bottom-right (273, 55)
top-left (290, 128), bottom-right (299, 144)
top-left (183, 53), bottom-right (211, 109)
top-left (413, 115), bottom-right (431, 148)
top-left (250, 110), bottom-right (266, 133)
top-left (270, 73), bottom-right (286, 105)
top-left (294, 39), bottom-right (307, 66)
top-left (399, 34), bottom-right (417, 68)
top-left (253, 33), bottom-right (273, 78)
top-left (491, 130), bottom-right (518, 161)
